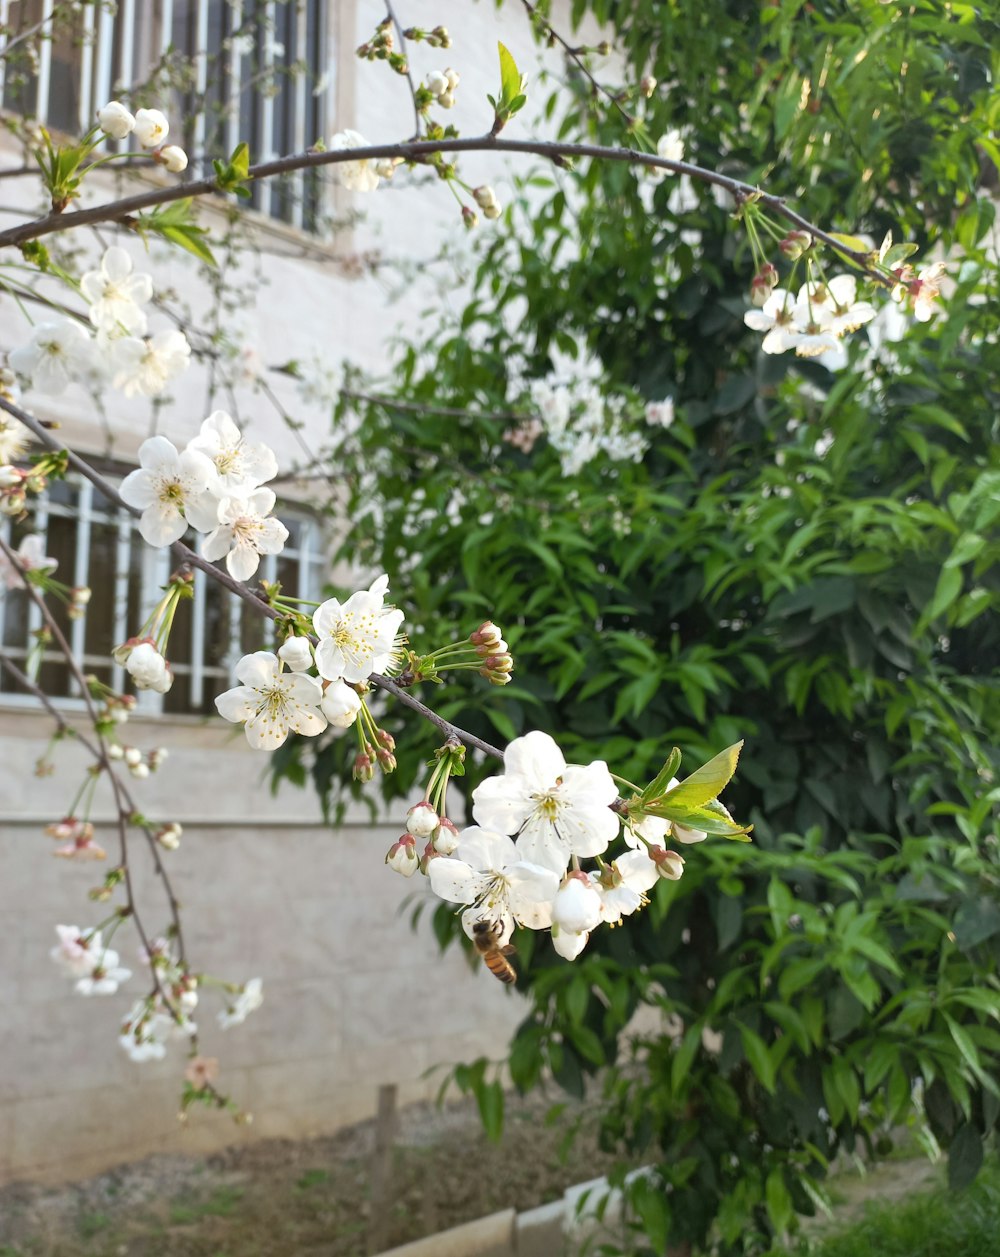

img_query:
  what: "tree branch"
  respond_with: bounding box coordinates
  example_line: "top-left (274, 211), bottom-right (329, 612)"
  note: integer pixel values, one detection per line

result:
top-left (1, 394), bottom-right (506, 760)
top-left (0, 135), bottom-right (881, 277)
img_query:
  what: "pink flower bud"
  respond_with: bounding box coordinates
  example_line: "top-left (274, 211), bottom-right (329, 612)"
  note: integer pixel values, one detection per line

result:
top-left (778, 231), bottom-right (812, 260)
top-left (750, 264), bottom-right (779, 307)
top-left (385, 834), bottom-right (419, 876)
top-left (648, 846), bottom-right (685, 881)
top-left (432, 818), bottom-right (460, 855)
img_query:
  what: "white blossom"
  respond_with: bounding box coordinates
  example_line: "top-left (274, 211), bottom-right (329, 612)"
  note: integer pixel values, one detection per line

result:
top-left (133, 108), bottom-right (169, 148)
top-left (97, 100), bottom-right (135, 139)
top-left (406, 801), bottom-right (439, 838)
top-left (111, 329), bottom-right (191, 397)
top-left (80, 247), bottom-right (152, 336)
top-left (471, 730), bottom-right (619, 875)
top-left (119, 436), bottom-right (216, 546)
top-left (186, 411), bottom-right (278, 496)
top-left (0, 533), bottom-right (57, 589)
top-left (654, 128), bottom-right (685, 169)
top-left (50, 925), bottom-right (101, 978)
top-left (645, 399), bottom-right (675, 428)
top-left (329, 129), bottom-right (380, 192)
top-left (218, 977), bottom-right (263, 1029)
top-left (215, 651), bottom-right (327, 749)
top-left (0, 415), bottom-right (29, 464)
top-left (201, 489), bottom-right (288, 581)
top-left (9, 319), bottom-right (92, 395)
top-left (74, 948), bottom-right (131, 995)
top-left (312, 576), bottom-right (404, 684)
top-left (592, 851), bottom-right (658, 924)
top-left (552, 876), bottom-right (603, 935)
top-left (427, 826), bottom-right (560, 945)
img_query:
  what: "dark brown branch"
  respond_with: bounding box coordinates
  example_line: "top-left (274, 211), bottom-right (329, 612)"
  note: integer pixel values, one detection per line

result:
top-left (0, 134), bottom-right (882, 277)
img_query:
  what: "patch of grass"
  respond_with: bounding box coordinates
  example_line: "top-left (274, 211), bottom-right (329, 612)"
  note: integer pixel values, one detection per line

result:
top-left (777, 1162), bottom-right (1000, 1257)
top-left (77, 1211), bottom-right (111, 1239)
top-left (294, 1169), bottom-right (331, 1192)
top-left (169, 1185), bottom-right (245, 1225)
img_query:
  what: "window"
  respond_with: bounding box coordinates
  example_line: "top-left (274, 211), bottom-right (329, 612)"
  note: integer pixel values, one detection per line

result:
top-left (0, 470), bottom-right (326, 715)
top-left (0, 0), bottom-right (330, 231)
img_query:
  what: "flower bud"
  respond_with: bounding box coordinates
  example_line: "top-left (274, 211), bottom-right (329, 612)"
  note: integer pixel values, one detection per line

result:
top-left (406, 801), bottom-right (440, 838)
top-left (133, 108), bottom-right (169, 148)
top-left (431, 25), bottom-right (451, 48)
top-left (648, 846), bottom-right (685, 881)
top-left (353, 751), bottom-right (375, 783)
top-left (640, 75), bottom-right (657, 97)
top-left (462, 206), bottom-right (479, 231)
top-left (778, 230), bottom-right (812, 260)
top-left (553, 873), bottom-right (603, 935)
top-left (0, 465), bottom-right (21, 489)
top-left (278, 636), bottom-right (313, 672)
top-left (596, 40), bottom-right (612, 55)
top-left (129, 762), bottom-right (150, 780)
top-left (376, 747), bottom-right (397, 772)
top-left (471, 621), bottom-right (503, 647)
top-left (444, 67), bottom-right (460, 90)
top-left (97, 100), bottom-right (135, 140)
top-left (321, 678), bottom-right (362, 729)
top-left (385, 834), bottom-right (419, 876)
top-left (472, 185), bottom-right (499, 212)
top-left (750, 263), bottom-right (779, 307)
top-left (157, 145), bottom-right (188, 173)
top-left (425, 70), bottom-right (449, 97)
top-left (123, 747), bottom-right (142, 767)
top-left (156, 822), bottom-right (182, 851)
top-left (431, 818), bottom-right (460, 855)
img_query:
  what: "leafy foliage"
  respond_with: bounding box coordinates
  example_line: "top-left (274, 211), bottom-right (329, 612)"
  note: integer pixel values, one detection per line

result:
top-left (279, 1), bottom-right (1000, 1251)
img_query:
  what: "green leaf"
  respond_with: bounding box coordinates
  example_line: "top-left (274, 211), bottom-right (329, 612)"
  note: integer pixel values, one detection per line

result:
top-left (948, 1123), bottom-right (983, 1191)
top-left (498, 42), bottom-right (522, 107)
top-left (738, 1024), bottom-right (776, 1093)
top-left (136, 199), bottom-right (217, 266)
top-left (475, 1079), bottom-right (505, 1142)
top-left (657, 741), bottom-right (743, 811)
top-left (766, 1167), bottom-right (793, 1234)
top-left (640, 746), bottom-right (683, 802)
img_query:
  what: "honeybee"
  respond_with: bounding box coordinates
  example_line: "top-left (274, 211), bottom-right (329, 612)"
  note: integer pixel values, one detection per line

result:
top-left (471, 919), bottom-right (517, 984)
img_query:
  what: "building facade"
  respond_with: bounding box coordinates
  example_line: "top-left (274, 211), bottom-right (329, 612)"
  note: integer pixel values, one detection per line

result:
top-left (0, 0), bottom-right (596, 1183)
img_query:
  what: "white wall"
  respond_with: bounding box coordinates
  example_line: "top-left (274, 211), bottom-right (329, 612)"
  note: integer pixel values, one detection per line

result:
top-left (0, 0), bottom-right (602, 1183)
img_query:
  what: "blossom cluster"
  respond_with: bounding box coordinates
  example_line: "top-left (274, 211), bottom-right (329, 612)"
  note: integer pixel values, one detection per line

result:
top-left (9, 246), bottom-right (191, 399)
top-left (214, 573), bottom-right (402, 750)
top-left (119, 411), bottom-right (282, 559)
top-left (744, 275), bottom-right (877, 358)
top-left (513, 375), bottom-right (648, 475)
top-left (50, 924), bottom-right (131, 995)
top-left (413, 731), bottom-right (705, 962)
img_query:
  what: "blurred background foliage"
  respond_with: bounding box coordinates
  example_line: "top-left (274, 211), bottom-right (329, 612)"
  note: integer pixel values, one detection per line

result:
top-left (277, 1), bottom-right (1000, 1251)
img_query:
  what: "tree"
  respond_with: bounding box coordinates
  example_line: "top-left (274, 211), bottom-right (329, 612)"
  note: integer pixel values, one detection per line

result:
top-left (1, 2), bottom-right (995, 1249)
top-left (281, 1), bottom-right (999, 1251)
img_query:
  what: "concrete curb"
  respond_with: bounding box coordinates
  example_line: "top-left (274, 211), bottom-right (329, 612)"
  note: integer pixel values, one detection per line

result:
top-left (376, 1170), bottom-right (646, 1256)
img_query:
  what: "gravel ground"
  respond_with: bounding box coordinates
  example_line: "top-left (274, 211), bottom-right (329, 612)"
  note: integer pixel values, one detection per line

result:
top-left (0, 1089), bottom-right (622, 1256)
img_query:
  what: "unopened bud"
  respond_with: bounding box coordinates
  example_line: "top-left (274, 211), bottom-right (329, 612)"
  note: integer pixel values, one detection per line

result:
top-left (778, 231), bottom-right (812, 260)
top-left (386, 834), bottom-right (419, 876)
top-left (431, 26), bottom-right (451, 48)
top-left (376, 748), bottom-right (397, 773)
top-left (406, 801), bottom-right (440, 838)
top-left (353, 752), bottom-right (375, 783)
top-left (649, 846), bottom-right (685, 881)
top-left (432, 818), bottom-right (460, 855)
top-left (750, 263), bottom-right (779, 306)
top-left (596, 40), bottom-right (612, 55)
top-left (640, 74), bottom-right (657, 97)
top-left (471, 620), bottom-right (503, 647)
top-left (157, 822), bottom-right (182, 851)
top-left (462, 206), bottom-right (479, 231)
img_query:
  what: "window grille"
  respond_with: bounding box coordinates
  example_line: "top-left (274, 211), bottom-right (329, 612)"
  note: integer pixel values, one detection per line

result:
top-left (0, 470), bottom-right (325, 716)
top-left (0, 0), bottom-right (329, 231)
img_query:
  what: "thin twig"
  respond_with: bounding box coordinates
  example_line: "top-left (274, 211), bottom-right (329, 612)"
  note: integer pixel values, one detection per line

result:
top-left (1, 394), bottom-right (506, 759)
top-left (384, 0), bottom-right (422, 139)
top-left (519, 0), bottom-right (634, 128)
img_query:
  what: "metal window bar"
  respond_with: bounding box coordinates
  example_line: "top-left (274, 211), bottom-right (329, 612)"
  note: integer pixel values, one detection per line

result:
top-left (33, 0), bottom-right (53, 122)
top-left (93, 3), bottom-right (115, 124)
top-left (0, 0), bottom-right (10, 103)
top-left (69, 476), bottom-right (92, 667)
top-left (225, 0), bottom-right (243, 159)
top-left (77, 1), bottom-right (95, 132)
top-left (192, 0), bottom-right (209, 159)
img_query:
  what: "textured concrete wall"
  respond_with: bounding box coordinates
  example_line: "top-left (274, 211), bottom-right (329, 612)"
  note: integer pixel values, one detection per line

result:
top-left (0, 709), bottom-right (522, 1184)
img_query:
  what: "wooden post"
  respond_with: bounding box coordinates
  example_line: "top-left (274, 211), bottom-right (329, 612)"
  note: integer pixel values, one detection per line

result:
top-left (367, 1083), bottom-right (399, 1255)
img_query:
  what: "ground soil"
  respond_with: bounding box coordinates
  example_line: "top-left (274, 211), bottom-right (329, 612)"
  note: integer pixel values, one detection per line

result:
top-left (0, 1089), bottom-right (622, 1257)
